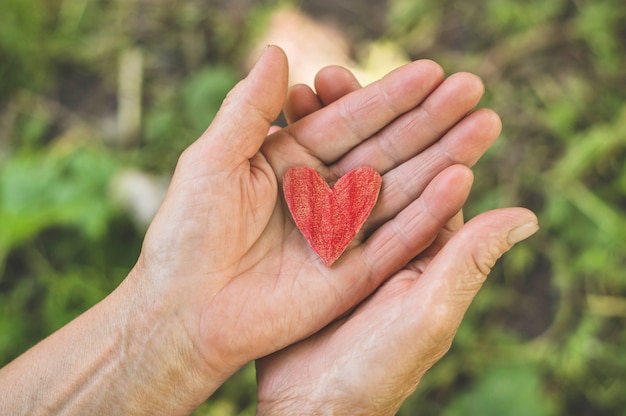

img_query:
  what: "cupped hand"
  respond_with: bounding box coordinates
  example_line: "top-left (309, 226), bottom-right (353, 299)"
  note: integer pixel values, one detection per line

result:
top-left (256, 207), bottom-right (538, 416)
top-left (130, 45), bottom-right (502, 402)
top-left (254, 62), bottom-right (539, 415)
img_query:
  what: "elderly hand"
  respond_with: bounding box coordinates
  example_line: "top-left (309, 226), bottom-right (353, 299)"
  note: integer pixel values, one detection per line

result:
top-left (255, 64), bottom-right (538, 415)
top-left (0, 46), bottom-right (536, 416)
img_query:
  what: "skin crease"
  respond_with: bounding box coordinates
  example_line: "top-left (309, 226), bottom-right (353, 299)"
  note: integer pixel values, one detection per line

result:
top-left (0, 46), bottom-right (538, 416)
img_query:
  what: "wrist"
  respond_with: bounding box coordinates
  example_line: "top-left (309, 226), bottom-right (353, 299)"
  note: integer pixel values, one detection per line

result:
top-left (256, 381), bottom-right (339, 416)
top-left (0, 264), bottom-right (233, 416)
top-left (255, 363), bottom-right (401, 416)
top-left (256, 395), bottom-right (396, 416)
top-left (110, 263), bottom-right (232, 414)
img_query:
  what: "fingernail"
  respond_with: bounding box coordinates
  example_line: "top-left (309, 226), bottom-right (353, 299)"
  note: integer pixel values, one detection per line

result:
top-left (507, 221), bottom-right (539, 245)
top-left (253, 45), bottom-right (272, 66)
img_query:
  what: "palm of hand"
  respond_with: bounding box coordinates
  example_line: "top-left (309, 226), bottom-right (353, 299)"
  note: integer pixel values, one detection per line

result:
top-left (140, 46), bottom-right (496, 379)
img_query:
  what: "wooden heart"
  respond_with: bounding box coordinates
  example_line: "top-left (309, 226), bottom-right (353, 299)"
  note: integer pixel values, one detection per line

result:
top-left (283, 166), bottom-right (382, 266)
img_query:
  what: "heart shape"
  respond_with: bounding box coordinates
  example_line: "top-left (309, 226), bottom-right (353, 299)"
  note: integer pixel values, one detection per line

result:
top-left (283, 166), bottom-right (382, 266)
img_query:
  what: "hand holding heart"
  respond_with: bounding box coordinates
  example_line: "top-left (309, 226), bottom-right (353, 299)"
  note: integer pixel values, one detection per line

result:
top-left (141, 45), bottom-right (466, 380)
top-left (254, 61), bottom-right (538, 415)
top-left (138, 45), bottom-right (537, 412)
top-left (139, 45), bottom-right (537, 408)
top-left (0, 45), bottom-right (538, 415)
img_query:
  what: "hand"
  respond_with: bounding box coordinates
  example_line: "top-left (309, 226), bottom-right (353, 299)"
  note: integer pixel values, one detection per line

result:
top-left (0, 45), bottom-right (530, 415)
top-left (256, 209), bottom-right (537, 416)
top-left (134, 45), bottom-right (491, 403)
top-left (254, 66), bottom-right (539, 414)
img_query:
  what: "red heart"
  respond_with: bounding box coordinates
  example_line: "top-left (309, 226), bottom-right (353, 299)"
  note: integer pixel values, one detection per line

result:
top-left (283, 166), bottom-right (382, 266)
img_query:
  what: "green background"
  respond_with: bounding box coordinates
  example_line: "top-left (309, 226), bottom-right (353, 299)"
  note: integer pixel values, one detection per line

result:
top-left (1, 0), bottom-right (625, 414)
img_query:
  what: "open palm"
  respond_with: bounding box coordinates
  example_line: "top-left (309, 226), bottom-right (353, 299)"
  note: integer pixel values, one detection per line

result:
top-left (139, 46), bottom-right (507, 383)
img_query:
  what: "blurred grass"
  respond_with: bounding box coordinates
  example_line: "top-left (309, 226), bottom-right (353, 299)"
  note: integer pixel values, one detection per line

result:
top-left (1, 0), bottom-right (625, 415)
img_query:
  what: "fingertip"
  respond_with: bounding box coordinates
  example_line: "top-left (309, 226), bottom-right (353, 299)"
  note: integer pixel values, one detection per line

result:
top-left (253, 45), bottom-right (288, 72)
top-left (267, 125), bottom-right (282, 135)
top-left (415, 207), bottom-right (538, 309)
top-left (440, 107), bottom-right (503, 167)
top-left (441, 165), bottom-right (475, 206)
top-left (443, 72), bottom-right (485, 107)
top-left (315, 65), bottom-right (361, 88)
top-left (284, 84), bottom-right (321, 123)
top-left (470, 207), bottom-right (538, 234)
top-left (507, 219), bottom-right (540, 245)
top-left (413, 59), bottom-right (445, 82)
top-left (481, 108), bottom-right (503, 138)
top-left (457, 207), bottom-right (539, 265)
top-left (196, 44), bottom-right (289, 168)
top-left (246, 45), bottom-right (289, 105)
top-left (498, 207), bottom-right (540, 243)
top-left (450, 71), bottom-right (485, 94)
top-left (428, 164), bottom-right (474, 202)
top-left (467, 108), bottom-right (502, 141)
top-left (380, 59), bottom-right (446, 107)
top-left (454, 164), bottom-right (475, 184)
top-left (314, 65), bottom-right (362, 105)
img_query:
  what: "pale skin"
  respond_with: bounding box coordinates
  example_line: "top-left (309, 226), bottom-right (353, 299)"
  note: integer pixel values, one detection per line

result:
top-left (0, 46), bottom-right (538, 415)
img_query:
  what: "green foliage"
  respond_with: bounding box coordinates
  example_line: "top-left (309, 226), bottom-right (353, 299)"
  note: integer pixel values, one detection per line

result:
top-left (0, 0), bottom-right (51, 95)
top-left (1, 0), bottom-right (625, 414)
top-left (0, 147), bottom-right (115, 254)
top-left (182, 66), bottom-right (238, 133)
top-left (444, 364), bottom-right (554, 416)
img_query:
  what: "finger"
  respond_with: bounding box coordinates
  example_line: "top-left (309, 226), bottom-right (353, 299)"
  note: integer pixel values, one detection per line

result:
top-left (286, 59), bottom-right (445, 164)
top-left (409, 210), bottom-right (465, 274)
top-left (331, 72), bottom-right (487, 176)
top-left (419, 207), bottom-right (538, 301)
top-left (268, 126), bottom-right (282, 135)
top-left (393, 208), bottom-right (539, 366)
top-left (283, 66), bottom-right (362, 124)
top-left (284, 84), bottom-right (321, 124)
top-left (364, 107), bottom-right (501, 231)
top-left (425, 209), bottom-right (465, 256)
top-left (379, 209), bottom-right (537, 368)
top-left (444, 210), bottom-right (465, 236)
top-left (190, 45), bottom-right (288, 172)
top-left (314, 65), bottom-right (362, 106)
top-left (334, 165), bottom-right (474, 293)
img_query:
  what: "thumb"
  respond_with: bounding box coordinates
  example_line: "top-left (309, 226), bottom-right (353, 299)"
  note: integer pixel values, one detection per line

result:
top-left (415, 207), bottom-right (539, 342)
top-left (429, 207), bottom-right (539, 290)
top-left (197, 45), bottom-right (289, 170)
